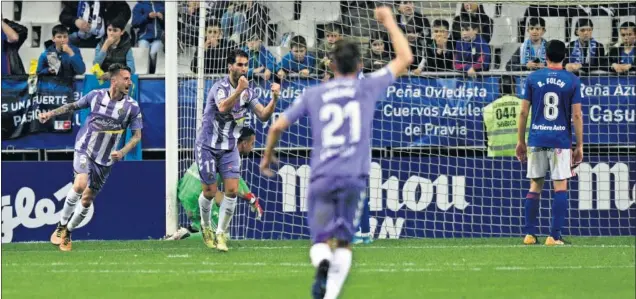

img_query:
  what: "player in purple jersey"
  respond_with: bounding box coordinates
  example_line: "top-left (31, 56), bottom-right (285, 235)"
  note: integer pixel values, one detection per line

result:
top-left (516, 40), bottom-right (584, 246)
top-left (195, 49), bottom-right (280, 252)
top-left (260, 7), bottom-right (413, 299)
top-left (38, 64), bottom-right (143, 251)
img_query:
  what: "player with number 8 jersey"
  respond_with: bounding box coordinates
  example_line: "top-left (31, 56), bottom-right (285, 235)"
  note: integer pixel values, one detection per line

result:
top-left (516, 40), bottom-right (584, 246)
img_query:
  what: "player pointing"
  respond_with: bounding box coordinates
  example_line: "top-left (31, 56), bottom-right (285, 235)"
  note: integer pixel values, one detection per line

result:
top-left (196, 49), bottom-right (279, 252)
top-left (516, 40), bottom-right (584, 246)
top-left (261, 6), bottom-right (412, 299)
top-left (40, 64), bottom-right (143, 251)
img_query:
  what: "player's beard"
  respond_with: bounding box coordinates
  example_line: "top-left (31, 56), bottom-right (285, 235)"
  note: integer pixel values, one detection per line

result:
top-left (231, 71), bottom-right (242, 85)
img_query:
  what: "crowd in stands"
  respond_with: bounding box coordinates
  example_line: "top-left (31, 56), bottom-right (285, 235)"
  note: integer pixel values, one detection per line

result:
top-left (1, 1), bottom-right (634, 79)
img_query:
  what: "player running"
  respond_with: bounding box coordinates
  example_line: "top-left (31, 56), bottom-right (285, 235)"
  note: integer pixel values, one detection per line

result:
top-left (40, 64), bottom-right (142, 251)
top-left (196, 49), bottom-right (279, 252)
top-left (516, 40), bottom-right (584, 246)
top-left (260, 6), bottom-right (412, 299)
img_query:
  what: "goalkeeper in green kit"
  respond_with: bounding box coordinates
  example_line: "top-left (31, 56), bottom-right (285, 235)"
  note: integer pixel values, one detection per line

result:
top-left (165, 128), bottom-right (263, 240)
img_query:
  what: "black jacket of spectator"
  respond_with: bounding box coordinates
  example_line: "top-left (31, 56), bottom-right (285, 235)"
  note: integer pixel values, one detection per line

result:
top-left (398, 11), bottom-right (431, 40)
top-left (564, 39), bottom-right (606, 73)
top-left (363, 50), bottom-right (392, 73)
top-left (59, 1), bottom-right (132, 48)
top-left (1, 19), bottom-right (27, 75)
top-left (190, 38), bottom-right (238, 74)
top-left (451, 5), bottom-right (493, 44)
top-left (96, 32), bottom-right (133, 72)
top-left (607, 45), bottom-right (635, 73)
top-left (423, 40), bottom-right (454, 72)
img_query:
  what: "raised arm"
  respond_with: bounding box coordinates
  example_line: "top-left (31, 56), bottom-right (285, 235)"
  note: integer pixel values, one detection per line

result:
top-left (251, 84), bottom-right (280, 121)
top-left (375, 7), bottom-right (414, 76)
top-left (217, 77), bottom-right (249, 113)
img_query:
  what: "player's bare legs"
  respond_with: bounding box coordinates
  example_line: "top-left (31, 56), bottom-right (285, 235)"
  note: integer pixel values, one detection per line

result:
top-left (546, 179), bottom-right (568, 246)
top-left (51, 174), bottom-right (87, 246)
top-left (215, 178), bottom-right (238, 252)
top-left (523, 177), bottom-right (544, 245)
top-left (199, 182), bottom-right (218, 248)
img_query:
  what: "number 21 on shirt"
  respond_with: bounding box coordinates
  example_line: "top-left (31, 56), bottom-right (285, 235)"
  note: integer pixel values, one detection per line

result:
top-left (320, 101), bottom-right (361, 147)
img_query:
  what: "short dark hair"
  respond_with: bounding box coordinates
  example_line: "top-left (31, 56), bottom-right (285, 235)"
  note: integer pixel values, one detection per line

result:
top-left (528, 17), bottom-right (546, 28)
top-left (324, 23), bottom-right (342, 35)
top-left (238, 127), bottom-right (256, 143)
top-left (459, 17), bottom-right (480, 30)
top-left (52, 24), bottom-right (68, 36)
top-left (331, 39), bottom-right (361, 75)
top-left (432, 19), bottom-right (450, 30)
top-left (108, 63), bottom-right (132, 76)
top-left (575, 18), bottom-right (594, 34)
top-left (227, 49), bottom-right (249, 65)
top-left (545, 40), bottom-right (566, 63)
top-left (620, 21), bottom-right (636, 33)
top-left (290, 35), bottom-right (307, 49)
top-left (107, 17), bottom-right (127, 31)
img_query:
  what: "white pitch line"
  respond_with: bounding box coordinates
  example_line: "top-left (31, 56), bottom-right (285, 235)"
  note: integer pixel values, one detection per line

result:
top-left (3, 244), bottom-right (633, 253)
top-left (4, 265), bottom-right (633, 275)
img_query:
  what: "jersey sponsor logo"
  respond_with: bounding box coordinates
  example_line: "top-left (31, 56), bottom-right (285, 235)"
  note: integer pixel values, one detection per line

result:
top-left (1, 183), bottom-right (94, 243)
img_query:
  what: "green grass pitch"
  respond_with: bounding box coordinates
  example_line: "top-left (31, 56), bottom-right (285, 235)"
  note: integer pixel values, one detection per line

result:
top-left (2, 237), bottom-right (634, 299)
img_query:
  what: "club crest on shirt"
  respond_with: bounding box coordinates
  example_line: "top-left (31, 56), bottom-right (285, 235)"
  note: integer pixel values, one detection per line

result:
top-left (118, 108), bottom-right (125, 117)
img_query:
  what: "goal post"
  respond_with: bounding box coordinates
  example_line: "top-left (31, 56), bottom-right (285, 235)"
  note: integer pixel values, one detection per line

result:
top-left (165, 0), bottom-right (635, 238)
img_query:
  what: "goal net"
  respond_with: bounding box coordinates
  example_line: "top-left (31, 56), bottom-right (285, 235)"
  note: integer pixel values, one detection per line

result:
top-left (165, 1), bottom-right (636, 239)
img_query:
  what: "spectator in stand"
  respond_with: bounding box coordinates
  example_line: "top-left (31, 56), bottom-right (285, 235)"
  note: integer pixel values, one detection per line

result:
top-left (178, 1), bottom-right (228, 47)
top-left (404, 24), bottom-right (426, 71)
top-left (132, 1), bottom-right (165, 74)
top-left (452, 2), bottom-right (493, 43)
top-left (94, 19), bottom-right (136, 78)
top-left (507, 17), bottom-right (547, 72)
top-left (60, 1), bottom-right (131, 48)
top-left (190, 22), bottom-right (237, 74)
top-left (395, 1), bottom-right (430, 40)
top-left (608, 21), bottom-right (635, 74)
top-left (1, 18), bottom-right (27, 75)
top-left (276, 35), bottom-right (316, 80)
top-left (315, 23), bottom-right (343, 81)
top-left (565, 18), bottom-right (606, 74)
top-left (414, 19), bottom-right (454, 74)
top-left (242, 32), bottom-right (276, 80)
top-left (363, 31), bottom-right (392, 73)
top-left (221, 0), bottom-right (269, 44)
top-left (454, 20), bottom-right (490, 78)
top-left (37, 25), bottom-right (86, 78)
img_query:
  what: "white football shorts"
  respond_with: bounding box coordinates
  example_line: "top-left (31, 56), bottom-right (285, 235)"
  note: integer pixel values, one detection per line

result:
top-left (526, 147), bottom-right (572, 180)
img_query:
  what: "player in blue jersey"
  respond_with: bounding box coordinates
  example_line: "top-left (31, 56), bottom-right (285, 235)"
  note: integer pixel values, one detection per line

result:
top-left (196, 49), bottom-right (280, 252)
top-left (260, 7), bottom-right (413, 299)
top-left (39, 64), bottom-right (143, 251)
top-left (516, 40), bottom-right (584, 246)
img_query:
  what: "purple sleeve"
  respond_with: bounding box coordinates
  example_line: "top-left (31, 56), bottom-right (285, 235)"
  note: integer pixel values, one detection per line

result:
top-left (75, 90), bottom-right (97, 109)
top-left (571, 76), bottom-right (582, 105)
top-left (247, 89), bottom-right (260, 113)
top-left (129, 106), bottom-right (143, 130)
top-left (365, 67), bottom-right (396, 98)
top-left (282, 91), bottom-right (308, 124)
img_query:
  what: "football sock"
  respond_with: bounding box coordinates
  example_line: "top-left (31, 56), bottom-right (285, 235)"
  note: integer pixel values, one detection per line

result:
top-left (324, 248), bottom-right (352, 299)
top-left (217, 195), bottom-right (237, 234)
top-left (551, 191), bottom-right (568, 239)
top-left (310, 243), bottom-right (333, 268)
top-left (68, 203), bottom-right (91, 232)
top-left (198, 193), bottom-right (212, 228)
top-left (60, 189), bottom-right (81, 226)
top-left (524, 192), bottom-right (540, 236)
